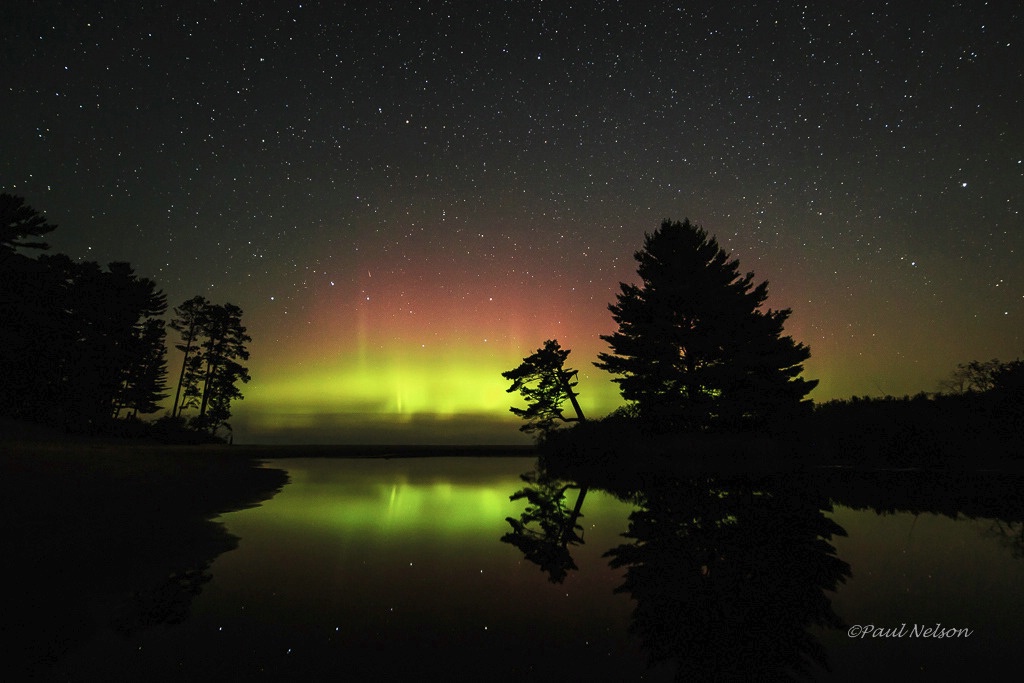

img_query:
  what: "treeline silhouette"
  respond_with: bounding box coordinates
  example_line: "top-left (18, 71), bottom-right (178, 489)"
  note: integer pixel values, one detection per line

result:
top-left (798, 359), bottom-right (1024, 466)
top-left (504, 220), bottom-right (1022, 468)
top-left (530, 358), bottom-right (1024, 471)
top-left (505, 219), bottom-right (1023, 469)
top-left (0, 194), bottom-right (248, 441)
top-left (505, 220), bottom-right (817, 438)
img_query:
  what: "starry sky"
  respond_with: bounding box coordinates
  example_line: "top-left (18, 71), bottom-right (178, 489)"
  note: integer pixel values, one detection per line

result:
top-left (3, 1), bottom-right (1022, 444)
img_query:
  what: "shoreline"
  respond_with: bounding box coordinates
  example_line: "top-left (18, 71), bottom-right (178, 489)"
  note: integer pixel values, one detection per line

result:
top-left (2, 439), bottom-right (537, 459)
top-left (2, 438), bottom-right (290, 677)
top-left (1, 416), bottom-right (535, 458)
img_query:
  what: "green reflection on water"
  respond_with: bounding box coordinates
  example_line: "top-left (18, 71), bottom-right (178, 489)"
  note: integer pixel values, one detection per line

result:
top-left (48, 457), bottom-right (1024, 681)
top-left (224, 457), bottom-right (632, 538)
top-left (191, 456), bottom-right (658, 680)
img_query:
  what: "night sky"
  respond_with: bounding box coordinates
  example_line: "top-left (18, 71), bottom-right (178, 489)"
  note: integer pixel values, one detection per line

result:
top-left (4, 1), bottom-right (1022, 444)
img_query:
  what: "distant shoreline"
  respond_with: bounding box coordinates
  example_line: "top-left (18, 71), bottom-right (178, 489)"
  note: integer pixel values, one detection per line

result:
top-left (0, 417), bottom-right (535, 458)
top-left (221, 443), bottom-right (538, 458)
top-left (2, 440), bottom-right (536, 460)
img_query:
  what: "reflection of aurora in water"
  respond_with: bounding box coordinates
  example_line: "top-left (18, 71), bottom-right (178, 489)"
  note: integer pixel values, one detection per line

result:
top-left (49, 457), bottom-right (1024, 681)
top-left (235, 458), bottom-right (632, 543)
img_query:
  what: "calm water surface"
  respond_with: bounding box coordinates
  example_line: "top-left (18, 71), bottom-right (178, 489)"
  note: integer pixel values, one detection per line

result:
top-left (54, 456), bottom-right (1024, 680)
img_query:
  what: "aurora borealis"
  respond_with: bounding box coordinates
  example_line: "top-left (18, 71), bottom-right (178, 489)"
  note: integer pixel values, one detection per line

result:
top-left (4, 2), bottom-right (1022, 443)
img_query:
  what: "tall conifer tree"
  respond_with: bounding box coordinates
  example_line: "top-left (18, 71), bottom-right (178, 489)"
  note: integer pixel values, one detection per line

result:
top-left (595, 219), bottom-right (816, 431)
top-left (168, 296), bottom-right (210, 418)
top-left (170, 297), bottom-right (250, 434)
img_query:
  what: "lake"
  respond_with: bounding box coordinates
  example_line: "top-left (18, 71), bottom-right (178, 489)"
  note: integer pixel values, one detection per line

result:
top-left (47, 455), bottom-right (1024, 681)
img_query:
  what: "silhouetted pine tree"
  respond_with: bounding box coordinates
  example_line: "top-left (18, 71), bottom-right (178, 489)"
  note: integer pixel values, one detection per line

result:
top-left (197, 303), bottom-right (250, 425)
top-left (168, 295), bottom-right (210, 417)
top-left (1, 194), bottom-right (168, 431)
top-left (58, 259), bottom-right (167, 428)
top-left (595, 219), bottom-right (816, 432)
top-left (170, 298), bottom-right (251, 435)
top-left (0, 193), bottom-right (56, 263)
top-left (503, 339), bottom-right (585, 435)
top-left (114, 317), bottom-right (169, 418)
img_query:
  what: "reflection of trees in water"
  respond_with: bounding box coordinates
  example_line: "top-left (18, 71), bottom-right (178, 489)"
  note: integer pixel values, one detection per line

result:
top-left (498, 460), bottom-right (1024, 677)
top-left (819, 467), bottom-right (1024, 563)
top-left (500, 463), bottom-right (852, 679)
top-left (112, 564), bottom-right (214, 635)
top-left (605, 476), bottom-right (851, 680)
top-left (982, 519), bottom-right (1024, 559)
top-left (500, 468), bottom-right (588, 583)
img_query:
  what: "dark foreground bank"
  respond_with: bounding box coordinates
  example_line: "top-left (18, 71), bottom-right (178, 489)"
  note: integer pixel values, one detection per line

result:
top-left (1, 441), bottom-right (289, 678)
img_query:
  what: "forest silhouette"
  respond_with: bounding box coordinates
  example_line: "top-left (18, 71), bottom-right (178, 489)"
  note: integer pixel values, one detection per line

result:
top-left (4, 194), bottom-right (1020, 457)
top-left (0, 194), bottom-right (249, 441)
top-left (506, 219), bottom-right (1024, 468)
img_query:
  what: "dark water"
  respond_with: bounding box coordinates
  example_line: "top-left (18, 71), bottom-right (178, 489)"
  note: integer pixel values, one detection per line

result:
top-left (51, 456), bottom-right (1024, 681)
